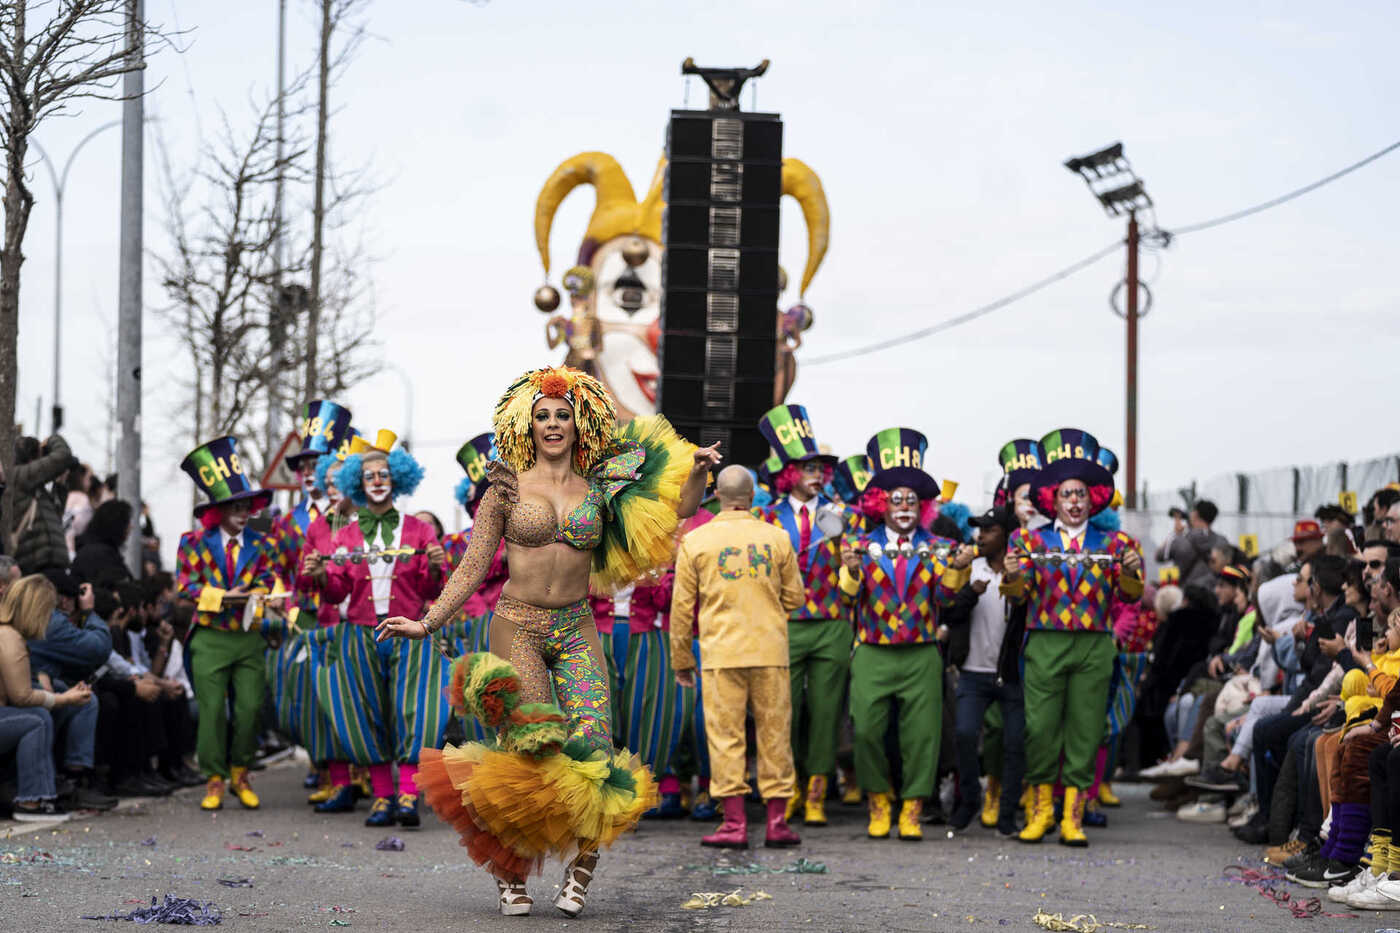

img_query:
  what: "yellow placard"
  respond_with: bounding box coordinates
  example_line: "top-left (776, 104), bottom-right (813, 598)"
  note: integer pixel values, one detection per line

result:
top-left (1339, 491), bottom-right (1358, 515)
top-left (1158, 566), bottom-right (1180, 585)
top-left (1238, 534), bottom-right (1258, 558)
top-left (940, 479), bottom-right (959, 503)
top-left (196, 586), bottom-right (226, 614)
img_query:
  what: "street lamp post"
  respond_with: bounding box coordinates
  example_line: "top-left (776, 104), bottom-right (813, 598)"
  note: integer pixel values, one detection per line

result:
top-left (1064, 143), bottom-right (1154, 509)
top-left (31, 119), bottom-right (123, 435)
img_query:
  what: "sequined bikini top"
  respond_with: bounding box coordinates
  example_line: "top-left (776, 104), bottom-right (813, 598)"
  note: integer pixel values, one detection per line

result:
top-left (503, 484), bottom-right (605, 551)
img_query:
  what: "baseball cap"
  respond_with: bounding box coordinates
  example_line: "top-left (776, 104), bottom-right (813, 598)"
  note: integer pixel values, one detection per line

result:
top-left (969, 505), bottom-right (1017, 534)
top-left (1291, 519), bottom-right (1324, 543)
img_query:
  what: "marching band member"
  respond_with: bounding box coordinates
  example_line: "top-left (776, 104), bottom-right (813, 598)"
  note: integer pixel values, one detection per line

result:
top-left (175, 437), bottom-right (278, 811)
top-left (757, 404), bottom-right (849, 827)
top-left (300, 429), bottom-right (448, 828)
top-left (1001, 429), bottom-right (1144, 847)
top-left (838, 429), bottom-right (970, 840)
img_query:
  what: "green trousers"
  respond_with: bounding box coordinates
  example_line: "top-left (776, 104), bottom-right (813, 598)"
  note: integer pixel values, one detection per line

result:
top-left (788, 618), bottom-right (851, 778)
top-left (191, 626), bottom-right (267, 779)
top-left (1023, 630), bottom-right (1114, 788)
top-left (850, 642), bottom-right (942, 798)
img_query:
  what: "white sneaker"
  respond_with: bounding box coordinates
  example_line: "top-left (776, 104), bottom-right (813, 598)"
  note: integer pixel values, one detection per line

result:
top-left (1176, 801), bottom-right (1225, 824)
top-left (1228, 802), bottom-right (1258, 829)
top-left (1329, 867), bottom-right (1373, 903)
top-left (1350, 875), bottom-right (1400, 910)
top-left (1138, 759), bottom-right (1178, 779)
top-left (1162, 758), bottom-right (1200, 777)
top-left (1227, 793), bottom-right (1256, 819)
top-left (1375, 873), bottom-right (1400, 903)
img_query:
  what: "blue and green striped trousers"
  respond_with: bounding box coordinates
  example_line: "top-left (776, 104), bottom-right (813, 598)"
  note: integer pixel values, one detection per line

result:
top-left (313, 623), bottom-right (451, 765)
top-left (623, 629), bottom-right (710, 779)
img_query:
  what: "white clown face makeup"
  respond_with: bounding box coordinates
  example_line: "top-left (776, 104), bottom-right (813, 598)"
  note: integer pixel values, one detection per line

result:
top-left (590, 237), bottom-right (661, 420)
top-left (884, 487), bottom-right (921, 536)
top-left (298, 459), bottom-right (320, 497)
top-left (324, 462), bottom-right (344, 506)
top-left (362, 456), bottom-right (393, 506)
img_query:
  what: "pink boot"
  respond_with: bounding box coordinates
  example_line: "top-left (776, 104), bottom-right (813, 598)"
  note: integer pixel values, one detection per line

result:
top-left (764, 798), bottom-right (802, 848)
top-left (701, 796), bottom-right (748, 849)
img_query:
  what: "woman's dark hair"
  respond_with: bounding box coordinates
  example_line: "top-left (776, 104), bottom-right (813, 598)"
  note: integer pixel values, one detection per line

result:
top-left (64, 460), bottom-right (90, 492)
top-left (89, 499), bottom-right (134, 547)
top-left (1345, 558), bottom-right (1370, 602)
top-left (1192, 499), bottom-right (1218, 525)
top-left (415, 511), bottom-right (444, 539)
top-left (13, 436), bottom-right (39, 465)
top-left (1368, 489), bottom-right (1400, 525)
top-left (1383, 558), bottom-right (1400, 595)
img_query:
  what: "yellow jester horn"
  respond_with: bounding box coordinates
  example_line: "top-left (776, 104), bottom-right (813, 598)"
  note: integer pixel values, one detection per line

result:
top-left (782, 157), bottom-right (830, 297)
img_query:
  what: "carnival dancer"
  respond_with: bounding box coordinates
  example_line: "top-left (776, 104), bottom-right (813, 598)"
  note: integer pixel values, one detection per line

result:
top-left (838, 429), bottom-right (970, 840)
top-left (670, 466), bottom-right (805, 848)
top-left (175, 437), bottom-right (278, 811)
top-left (305, 434), bottom-right (375, 810)
top-left (299, 429), bottom-right (448, 828)
top-left (755, 405), bottom-right (850, 827)
top-left (376, 365), bottom-right (717, 918)
top-left (440, 433), bottom-right (508, 744)
top-left (270, 401), bottom-right (354, 794)
top-left (1001, 429), bottom-right (1144, 847)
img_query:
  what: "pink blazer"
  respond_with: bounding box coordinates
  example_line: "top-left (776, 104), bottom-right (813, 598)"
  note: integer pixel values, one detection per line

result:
top-left (320, 514), bottom-right (443, 626)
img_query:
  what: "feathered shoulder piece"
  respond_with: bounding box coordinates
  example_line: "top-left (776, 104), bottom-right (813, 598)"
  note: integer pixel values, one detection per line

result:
top-left (493, 366), bottom-right (616, 474)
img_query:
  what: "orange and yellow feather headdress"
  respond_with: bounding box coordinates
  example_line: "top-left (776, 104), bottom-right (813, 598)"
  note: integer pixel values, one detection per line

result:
top-left (493, 366), bottom-right (617, 474)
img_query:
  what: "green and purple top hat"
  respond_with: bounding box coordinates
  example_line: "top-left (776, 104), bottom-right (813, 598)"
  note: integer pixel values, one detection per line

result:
top-left (998, 438), bottom-right (1045, 496)
top-left (455, 432), bottom-right (499, 506)
top-left (181, 436), bottom-right (273, 517)
top-left (757, 404), bottom-right (837, 468)
top-left (1031, 427), bottom-right (1115, 518)
top-left (830, 454), bottom-right (874, 503)
top-left (1096, 446), bottom-right (1119, 476)
top-left (288, 400), bottom-right (353, 467)
top-left (865, 428), bottom-right (939, 500)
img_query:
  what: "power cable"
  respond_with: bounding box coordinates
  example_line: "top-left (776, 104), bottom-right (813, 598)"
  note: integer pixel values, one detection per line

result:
top-left (803, 135), bottom-right (1400, 366)
top-left (803, 239), bottom-right (1122, 366)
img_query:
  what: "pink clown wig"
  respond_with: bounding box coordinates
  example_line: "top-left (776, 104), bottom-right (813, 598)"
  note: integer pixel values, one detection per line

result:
top-left (774, 461), bottom-right (834, 495)
top-left (1034, 483), bottom-right (1114, 517)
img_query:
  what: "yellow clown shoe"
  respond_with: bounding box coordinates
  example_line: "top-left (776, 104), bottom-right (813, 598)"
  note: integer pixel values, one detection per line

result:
top-left (1098, 783), bottom-right (1121, 807)
top-left (867, 792), bottom-right (893, 838)
top-left (804, 775), bottom-right (828, 826)
top-left (230, 766), bottom-right (260, 810)
top-left (785, 779), bottom-right (802, 823)
top-left (897, 799), bottom-right (923, 841)
top-left (840, 769), bottom-right (862, 806)
top-left (1059, 787), bottom-right (1088, 847)
top-left (307, 773), bottom-right (336, 804)
top-left (980, 777), bottom-right (1002, 828)
top-left (200, 776), bottom-right (225, 811)
top-left (1018, 785), bottom-right (1055, 843)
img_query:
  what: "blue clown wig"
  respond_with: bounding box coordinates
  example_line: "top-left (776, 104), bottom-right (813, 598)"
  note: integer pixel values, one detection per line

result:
top-left (937, 501), bottom-right (973, 543)
top-left (340, 448), bottom-right (425, 507)
top-left (453, 476), bottom-right (475, 510)
top-left (1089, 507), bottom-right (1122, 533)
top-left (314, 453), bottom-right (341, 496)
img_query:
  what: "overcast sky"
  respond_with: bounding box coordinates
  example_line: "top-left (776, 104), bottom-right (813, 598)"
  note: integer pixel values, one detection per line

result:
top-left (13, 0), bottom-right (1400, 563)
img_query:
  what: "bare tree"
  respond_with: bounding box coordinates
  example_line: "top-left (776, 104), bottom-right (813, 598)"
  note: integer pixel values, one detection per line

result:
top-left (305, 0), bottom-right (370, 403)
top-left (0, 1), bottom-right (168, 544)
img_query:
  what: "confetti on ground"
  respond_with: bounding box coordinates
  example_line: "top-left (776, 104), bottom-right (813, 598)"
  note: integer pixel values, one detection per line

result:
top-left (1221, 865), bottom-right (1358, 921)
top-left (1031, 910), bottom-right (1150, 932)
top-left (330, 920), bottom-right (351, 927)
top-left (140, 837), bottom-right (158, 847)
top-left (82, 894), bottom-right (222, 925)
top-left (216, 878), bottom-right (253, 888)
top-left (709, 858), bottom-right (827, 876)
top-left (373, 837), bottom-right (404, 852)
top-left (244, 831), bottom-right (263, 838)
top-left (224, 844), bottom-right (257, 852)
top-left (681, 889), bottom-right (773, 909)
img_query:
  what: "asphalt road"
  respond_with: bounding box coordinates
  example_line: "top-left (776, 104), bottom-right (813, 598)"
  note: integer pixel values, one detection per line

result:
top-left (0, 766), bottom-right (1391, 933)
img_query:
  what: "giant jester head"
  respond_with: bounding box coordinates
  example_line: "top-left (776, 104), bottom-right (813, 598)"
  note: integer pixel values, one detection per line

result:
top-left (532, 152), bottom-right (829, 421)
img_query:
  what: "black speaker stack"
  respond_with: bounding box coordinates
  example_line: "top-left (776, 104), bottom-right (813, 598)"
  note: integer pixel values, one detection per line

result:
top-left (659, 87), bottom-right (782, 466)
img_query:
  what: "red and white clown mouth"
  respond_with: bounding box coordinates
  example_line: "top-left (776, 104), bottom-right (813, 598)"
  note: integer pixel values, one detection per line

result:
top-left (632, 369), bottom-right (658, 405)
top-left (366, 481), bottom-right (393, 504)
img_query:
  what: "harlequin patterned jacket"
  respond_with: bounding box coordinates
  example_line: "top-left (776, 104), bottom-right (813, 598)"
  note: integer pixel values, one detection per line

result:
top-left (838, 524), bottom-right (967, 646)
top-left (763, 496), bottom-right (861, 622)
top-left (1006, 525), bottom-right (1145, 634)
top-left (175, 526), bottom-right (278, 632)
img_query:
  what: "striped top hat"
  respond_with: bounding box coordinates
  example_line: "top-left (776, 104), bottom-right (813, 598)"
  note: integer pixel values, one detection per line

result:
top-left (181, 436), bottom-right (273, 517)
top-left (1030, 427), bottom-right (1115, 518)
top-left (865, 428), bottom-right (939, 500)
top-left (997, 439), bottom-right (1045, 496)
top-left (288, 400), bottom-right (353, 466)
top-left (455, 432), bottom-right (498, 506)
top-left (831, 454), bottom-right (874, 503)
top-left (756, 452), bottom-right (783, 492)
top-left (757, 404), bottom-right (837, 467)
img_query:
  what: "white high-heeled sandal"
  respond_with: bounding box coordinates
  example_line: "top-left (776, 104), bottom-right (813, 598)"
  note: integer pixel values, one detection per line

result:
top-left (553, 849), bottom-right (598, 917)
top-left (496, 878), bottom-right (532, 916)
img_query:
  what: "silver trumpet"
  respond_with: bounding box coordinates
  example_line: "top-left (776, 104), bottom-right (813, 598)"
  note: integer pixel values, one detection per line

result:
top-left (329, 546), bottom-right (426, 566)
